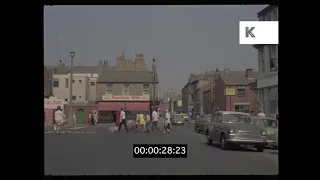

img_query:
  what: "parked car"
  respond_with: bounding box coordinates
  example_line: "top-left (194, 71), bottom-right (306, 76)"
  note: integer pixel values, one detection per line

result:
top-left (251, 116), bottom-right (278, 147)
top-left (274, 129), bottom-right (278, 148)
top-left (205, 111), bottom-right (268, 152)
top-left (171, 114), bottom-right (186, 125)
top-left (194, 114), bottom-right (213, 133)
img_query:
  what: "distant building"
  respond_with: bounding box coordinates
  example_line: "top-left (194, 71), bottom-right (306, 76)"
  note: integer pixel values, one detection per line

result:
top-left (253, 5), bottom-right (278, 116)
top-left (214, 69), bottom-right (260, 112)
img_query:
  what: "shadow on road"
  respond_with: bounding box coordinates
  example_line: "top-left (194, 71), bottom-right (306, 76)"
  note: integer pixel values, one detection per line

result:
top-left (201, 142), bottom-right (261, 152)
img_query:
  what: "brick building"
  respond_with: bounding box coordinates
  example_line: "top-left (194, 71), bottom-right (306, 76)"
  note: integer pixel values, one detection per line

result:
top-left (214, 68), bottom-right (260, 112)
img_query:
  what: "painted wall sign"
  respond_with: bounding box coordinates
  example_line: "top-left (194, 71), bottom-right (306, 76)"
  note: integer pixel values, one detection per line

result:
top-left (102, 95), bottom-right (150, 101)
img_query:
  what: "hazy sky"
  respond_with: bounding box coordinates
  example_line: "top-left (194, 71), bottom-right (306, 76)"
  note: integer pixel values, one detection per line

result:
top-left (44, 5), bottom-right (267, 96)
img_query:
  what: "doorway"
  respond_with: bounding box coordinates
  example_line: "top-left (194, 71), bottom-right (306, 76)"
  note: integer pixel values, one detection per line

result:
top-left (77, 108), bottom-right (84, 124)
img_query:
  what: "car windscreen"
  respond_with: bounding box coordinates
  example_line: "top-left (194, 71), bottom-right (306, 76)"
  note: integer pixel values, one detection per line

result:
top-left (223, 114), bottom-right (252, 123)
top-left (253, 119), bottom-right (278, 128)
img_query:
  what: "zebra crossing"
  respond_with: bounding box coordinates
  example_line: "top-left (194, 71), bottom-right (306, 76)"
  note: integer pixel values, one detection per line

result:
top-left (44, 131), bottom-right (96, 134)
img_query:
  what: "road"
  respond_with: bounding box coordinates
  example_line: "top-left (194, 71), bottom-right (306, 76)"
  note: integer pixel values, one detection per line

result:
top-left (44, 123), bottom-right (278, 175)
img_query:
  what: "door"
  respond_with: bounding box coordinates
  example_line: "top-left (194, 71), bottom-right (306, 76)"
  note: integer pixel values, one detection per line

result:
top-left (77, 109), bottom-right (84, 124)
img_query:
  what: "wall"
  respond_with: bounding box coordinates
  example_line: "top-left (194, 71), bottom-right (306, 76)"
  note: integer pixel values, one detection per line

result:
top-left (215, 74), bottom-right (227, 111)
top-left (53, 74), bottom-right (91, 102)
top-left (64, 105), bottom-right (96, 124)
top-left (96, 83), bottom-right (159, 101)
top-left (202, 90), bottom-right (211, 114)
top-left (224, 85), bottom-right (255, 112)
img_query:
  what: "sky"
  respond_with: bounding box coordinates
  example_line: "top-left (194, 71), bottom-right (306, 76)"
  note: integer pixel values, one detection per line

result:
top-left (44, 5), bottom-right (267, 96)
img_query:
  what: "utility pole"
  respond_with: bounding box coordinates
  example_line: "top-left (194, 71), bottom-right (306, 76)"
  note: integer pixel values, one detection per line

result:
top-left (68, 50), bottom-right (75, 126)
top-left (152, 58), bottom-right (156, 111)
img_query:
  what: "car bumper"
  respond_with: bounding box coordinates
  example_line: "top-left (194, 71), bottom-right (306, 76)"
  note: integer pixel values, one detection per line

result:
top-left (226, 138), bottom-right (268, 145)
top-left (267, 140), bottom-right (276, 146)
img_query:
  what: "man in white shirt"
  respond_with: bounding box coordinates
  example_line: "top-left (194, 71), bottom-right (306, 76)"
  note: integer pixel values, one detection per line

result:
top-left (152, 108), bottom-right (160, 132)
top-left (93, 112), bottom-right (98, 126)
top-left (257, 109), bottom-right (266, 117)
top-left (164, 110), bottom-right (171, 133)
top-left (72, 112), bottom-right (76, 126)
top-left (118, 108), bottom-right (128, 132)
top-left (54, 106), bottom-right (66, 135)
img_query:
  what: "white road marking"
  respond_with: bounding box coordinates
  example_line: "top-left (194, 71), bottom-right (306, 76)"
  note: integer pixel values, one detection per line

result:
top-left (44, 131), bottom-right (96, 134)
top-left (68, 127), bottom-right (84, 130)
top-left (108, 127), bottom-right (118, 133)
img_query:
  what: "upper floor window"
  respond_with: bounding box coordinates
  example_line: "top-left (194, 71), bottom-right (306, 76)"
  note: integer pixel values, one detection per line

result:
top-left (65, 78), bottom-right (68, 88)
top-left (53, 78), bottom-right (59, 87)
top-left (143, 84), bottom-right (150, 94)
top-left (90, 82), bottom-right (95, 86)
top-left (124, 84), bottom-right (130, 95)
top-left (237, 86), bottom-right (246, 97)
top-left (106, 84), bottom-right (113, 94)
top-left (258, 47), bottom-right (265, 73)
top-left (268, 45), bottom-right (278, 72)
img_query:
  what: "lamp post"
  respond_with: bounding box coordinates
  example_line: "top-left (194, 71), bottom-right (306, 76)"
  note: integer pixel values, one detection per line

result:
top-left (68, 50), bottom-right (75, 126)
top-left (166, 88), bottom-right (174, 113)
top-left (152, 59), bottom-right (156, 111)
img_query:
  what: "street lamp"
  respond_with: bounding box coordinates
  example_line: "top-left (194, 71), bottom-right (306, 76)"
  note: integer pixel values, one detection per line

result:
top-left (166, 88), bottom-right (174, 113)
top-left (68, 50), bottom-right (75, 126)
top-left (152, 59), bottom-right (156, 111)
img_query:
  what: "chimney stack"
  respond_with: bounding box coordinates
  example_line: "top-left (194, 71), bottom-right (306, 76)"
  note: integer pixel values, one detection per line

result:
top-left (245, 69), bottom-right (253, 79)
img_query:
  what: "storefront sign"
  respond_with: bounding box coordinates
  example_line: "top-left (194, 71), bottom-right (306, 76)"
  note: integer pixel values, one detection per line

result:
top-left (102, 95), bottom-right (150, 101)
top-left (225, 88), bottom-right (236, 96)
top-left (44, 99), bottom-right (65, 109)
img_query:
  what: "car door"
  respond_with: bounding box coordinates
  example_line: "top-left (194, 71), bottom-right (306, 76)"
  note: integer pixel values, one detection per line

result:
top-left (211, 113), bottom-right (223, 142)
top-left (207, 113), bottom-right (217, 141)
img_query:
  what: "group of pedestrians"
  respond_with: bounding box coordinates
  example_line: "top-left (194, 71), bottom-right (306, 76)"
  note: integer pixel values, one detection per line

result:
top-left (117, 108), bottom-right (172, 134)
top-left (88, 112), bottom-right (98, 126)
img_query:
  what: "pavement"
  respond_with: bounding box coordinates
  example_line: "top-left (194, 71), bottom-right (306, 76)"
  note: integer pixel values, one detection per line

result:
top-left (44, 123), bottom-right (278, 175)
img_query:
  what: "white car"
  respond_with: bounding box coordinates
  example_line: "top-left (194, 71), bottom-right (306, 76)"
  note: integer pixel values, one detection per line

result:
top-left (274, 129), bottom-right (278, 148)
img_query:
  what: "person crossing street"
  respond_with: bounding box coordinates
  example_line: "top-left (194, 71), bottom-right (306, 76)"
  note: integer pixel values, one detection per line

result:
top-left (118, 108), bottom-right (129, 132)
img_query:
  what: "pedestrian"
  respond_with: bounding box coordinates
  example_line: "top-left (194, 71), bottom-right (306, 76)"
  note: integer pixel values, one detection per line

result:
top-left (146, 113), bottom-right (151, 132)
top-left (53, 110), bottom-right (56, 131)
top-left (54, 106), bottom-right (66, 135)
top-left (93, 112), bottom-right (98, 125)
top-left (164, 109), bottom-right (171, 133)
top-left (139, 113), bottom-right (146, 132)
top-left (152, 108), bottom-right (160, 132)
top-left (90, 112), bottom-right (95, 125)
top-left (88, 112), bottom-right (92, 125)
top-left (118, 108), bottom-right (129, 132)
top-left (257, 109), bottom-right (266, 117)
top-left (72, 112), bottom-right (77, 126)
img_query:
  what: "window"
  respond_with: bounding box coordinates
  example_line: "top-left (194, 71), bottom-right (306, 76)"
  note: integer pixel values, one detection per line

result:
top-left (143, 84), bottom-right (150, 94)
top-left (217, 114), bottom-right (223, 122)
top-left (79, 80), bottom-right (82, 83)
top-left (268, 45), bottom-right (278, 72)
top-left (124, 84), bottom-right (130, 95)
top-left (65, 99), bottom-right (68, 102)
top-left (65, 78), bottom-right (68, 88)
top-left (268, 87), bottom-right (278, 114)
top-left (72, 96), bottom-right (76, 100)
top-left (258, 47), bottom-right (265, 73)
top-left (79, 96), bottom-right (82, 98)
top-left (72, 79), bottom-right (75, 83)
top-left (53, 78), bottom-right (59, 87)
top-left (106, 84), bottom-right (113, 94)
top-left (237, 86), bottom-right (246, 97)
top-left (235, 105), bottom-right (250, 113)
top-left (90, 82), bottom-right (95, 86)
top-left (224, 113), bottom-right (251, 123)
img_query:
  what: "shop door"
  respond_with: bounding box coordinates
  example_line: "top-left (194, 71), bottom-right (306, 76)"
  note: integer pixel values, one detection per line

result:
top-left (77, 109), bottom-right (84, 124)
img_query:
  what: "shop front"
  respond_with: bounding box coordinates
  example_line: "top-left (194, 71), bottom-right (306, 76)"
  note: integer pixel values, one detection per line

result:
top-left (44, 98), bottom-right (65, 125)
top-left (96, 95), bottom-right (150, 123)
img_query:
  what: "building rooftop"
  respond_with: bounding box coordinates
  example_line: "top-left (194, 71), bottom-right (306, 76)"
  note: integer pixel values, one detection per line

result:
top-left (219, 70), bottom-right (261, 85)
top-left (97, 71), bottom-right (159, 83)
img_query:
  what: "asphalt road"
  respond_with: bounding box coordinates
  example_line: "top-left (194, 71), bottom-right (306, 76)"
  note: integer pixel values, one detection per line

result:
top-left (44, 123), bottom-right (278, 175)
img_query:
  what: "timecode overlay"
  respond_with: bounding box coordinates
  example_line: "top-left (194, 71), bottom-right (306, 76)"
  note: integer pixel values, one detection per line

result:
top-left (133, 144), bottom-right (188, 158)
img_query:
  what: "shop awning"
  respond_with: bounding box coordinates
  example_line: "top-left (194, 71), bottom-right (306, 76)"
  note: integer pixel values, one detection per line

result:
top-left (125, 102), bottom-right (150, 111)
top-left (96, 102), bottom-right (125, 111)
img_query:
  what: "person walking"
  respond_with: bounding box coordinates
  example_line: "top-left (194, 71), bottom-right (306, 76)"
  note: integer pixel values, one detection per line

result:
top-left (257, 109), bottom-right (266, 117)
top-left (152, 108), bottom-right (160, 132)
top-left (145, 113), bottom-right (151, 132)
top-left (164, 109), bottom-right (171, 133)
top-left (93, 112), bottom-right (98, 126)
top-left (139, 113), bottom-right (146, 132)
top-left (54, 106), bottom-right (66, 135)
top-left (72, 112), bottom-right (77, 126)
top-left (118, 108), bottom-right (129, 132)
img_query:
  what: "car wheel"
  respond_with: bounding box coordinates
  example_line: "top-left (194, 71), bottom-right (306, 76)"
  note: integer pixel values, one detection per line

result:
top-left (220, 134), bottom-right (229, 150)
top-left (205, 130), bottom-right (212, 145)
top-left (255, 145), bottom-right (265, 152)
